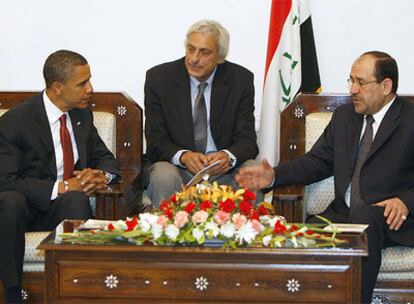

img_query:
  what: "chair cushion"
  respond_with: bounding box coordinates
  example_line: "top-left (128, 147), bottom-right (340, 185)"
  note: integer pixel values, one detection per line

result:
top-left (23, 232), bottom-right (48, 272)
top-left (93, 111), bottom-right (116, 156)
top-left (304, 113), bottom-right (334, 215)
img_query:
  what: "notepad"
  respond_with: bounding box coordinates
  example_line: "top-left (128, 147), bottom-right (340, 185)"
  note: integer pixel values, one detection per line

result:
top-left (323, 223), bottom-right (369, 233)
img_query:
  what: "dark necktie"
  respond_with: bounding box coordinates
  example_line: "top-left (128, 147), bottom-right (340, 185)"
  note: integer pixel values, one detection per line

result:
top-left (350, 115), bottom-right (375, 210)
top-left (193, 82), bottom-right (208, 153)
top-left (59, 114), bottom-right (75, 180)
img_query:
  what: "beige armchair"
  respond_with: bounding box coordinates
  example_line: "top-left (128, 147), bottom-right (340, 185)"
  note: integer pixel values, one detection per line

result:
top-left (0, 91), bottom-right (143, 303)
top-left (273, 93), bottom-right (414, 303)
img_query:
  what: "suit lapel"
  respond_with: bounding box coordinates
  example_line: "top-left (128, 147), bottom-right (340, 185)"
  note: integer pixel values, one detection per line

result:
top-left (70, 110), bottom-right (87, 169)
top-left (367, 98), bottom-right (401, 160)
top-left (34, 96), bottom-right (57, 177)
top-left (347, 113), bottom-right (363, 172)
top-left (173, 60), bottom-right (196, 149)
top-left (210, 63), bottom-right (229, 131)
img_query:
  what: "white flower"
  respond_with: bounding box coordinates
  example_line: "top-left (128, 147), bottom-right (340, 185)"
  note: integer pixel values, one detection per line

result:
top-left (235, 222), bottom-right (257, 245)
top-left (220, 222), bottom-right (235, 238)
top-left (151, 223), bottom-right (163, 240)
top-left (262, 235), bottom-right (272, 246)
top-left (139, 213), bottom-right (159, 233)
top-left (165, 224), bottom-right (180, 241)
top-left (192, 227), bottom-right (204, 242)
top-left (204, 220), bottom-right (220, 238)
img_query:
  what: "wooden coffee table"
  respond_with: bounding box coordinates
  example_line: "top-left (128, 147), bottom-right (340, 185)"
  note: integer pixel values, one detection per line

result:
top-left (39, 221), bottom-right (368, 303)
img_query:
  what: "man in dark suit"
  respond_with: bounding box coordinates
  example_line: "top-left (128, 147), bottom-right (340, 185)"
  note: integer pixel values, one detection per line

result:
top-left (144, 19), bottom-right (258, 207)
top-left (236, 51), bottom-right (413, 303)
top-left (0, 50), bottom-right (120, 303)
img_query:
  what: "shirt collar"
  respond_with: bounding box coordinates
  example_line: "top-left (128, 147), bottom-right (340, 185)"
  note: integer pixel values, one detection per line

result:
top-left (189, 67), bottom-right (217, 88)
top-left (370, 95), bottom-right (396, 125)
top-left (43, 90), bottom-right (67, 124)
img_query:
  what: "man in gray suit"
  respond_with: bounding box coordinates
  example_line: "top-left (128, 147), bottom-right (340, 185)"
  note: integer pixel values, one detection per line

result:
top-left (236, 51), bottom-right (414, 303)
top-left (0, 50), bottom-right (120, 303)
top-left (144, 20), bottom-right (258, 207)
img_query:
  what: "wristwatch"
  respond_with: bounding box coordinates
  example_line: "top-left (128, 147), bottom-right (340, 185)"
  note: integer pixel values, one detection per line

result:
top-left (104, 172), bottom-right (116, 184)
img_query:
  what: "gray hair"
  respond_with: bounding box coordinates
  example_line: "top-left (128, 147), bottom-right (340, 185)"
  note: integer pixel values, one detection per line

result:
top-left (185, 20), bottom-right (230, 60)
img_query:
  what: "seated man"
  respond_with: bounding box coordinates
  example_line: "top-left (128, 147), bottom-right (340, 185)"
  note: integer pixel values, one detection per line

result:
top-left (236, 51), bottom-right (414, 303)
top-left (144, 19), bottom-right (259, 207)
top-left (0, 50), bottom-right (120, 303)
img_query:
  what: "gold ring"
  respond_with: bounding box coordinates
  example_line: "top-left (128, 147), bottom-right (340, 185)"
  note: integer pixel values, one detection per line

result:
top-left (402, 215), bottom-right (407, 221)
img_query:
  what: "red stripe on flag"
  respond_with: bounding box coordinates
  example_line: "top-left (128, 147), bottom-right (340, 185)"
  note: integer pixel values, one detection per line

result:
top-left (265, 0), bottom-right (292, 77)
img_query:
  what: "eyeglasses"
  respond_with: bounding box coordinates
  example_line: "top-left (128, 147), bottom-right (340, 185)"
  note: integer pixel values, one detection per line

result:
top-left (347, 78), bottom-right (378, 89)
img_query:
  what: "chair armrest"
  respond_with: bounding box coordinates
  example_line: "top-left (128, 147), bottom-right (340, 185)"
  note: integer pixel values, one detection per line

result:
top-left (95, 174), bottom-right (142, 220)
top-left (273, 185), bottom-right (305, 223)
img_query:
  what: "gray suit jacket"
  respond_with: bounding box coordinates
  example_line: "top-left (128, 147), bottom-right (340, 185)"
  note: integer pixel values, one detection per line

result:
top-left (144, 58), bottom-right (258, 167)
top-left (0, 94), bottom-right (120, 212)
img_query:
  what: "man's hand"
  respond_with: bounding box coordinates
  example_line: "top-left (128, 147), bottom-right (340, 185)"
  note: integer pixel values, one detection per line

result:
top-left (74, 168), bottom-right (108, 196)
top-left (374, 197), bottom-right (409, 231)
top-left (235, 159), bottom-right (275, 191)
top-left (206, 151), bottom-right (231, 175)
top-left (180, 151), bottom-right (209, 174)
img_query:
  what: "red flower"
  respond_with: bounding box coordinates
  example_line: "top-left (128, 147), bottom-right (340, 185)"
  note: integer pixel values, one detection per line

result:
top-left (242, 190), bottom-right (257, 201)
top-left (219, 199), bottom-right (235, 213)
top-left (257, 204), bottom-right (269, 216)
top-left (163, 207), bottom-right (173, 219)
top-left (273, 220), bottom-right (288, 234)
top-left (125, 217), bottom-right (139, 232)
top-left (249, 210), bottom-right (260, 221)
top-left (200, 200), bottom-right (213, 211)
top-left (170, 194), bottom-right (178, 204)
top-left (305, 230), bottom-right (314, 236)
top-left (160, 200), bottom-right (170, 210)
top-left (239, 200), bottom-right (253, 216)
top-left (107, 223), bottom-right (116, 231)
top-left (184, 201), bottom-right (197, 213)
top-left (290, 224), bottom-right (299, 232)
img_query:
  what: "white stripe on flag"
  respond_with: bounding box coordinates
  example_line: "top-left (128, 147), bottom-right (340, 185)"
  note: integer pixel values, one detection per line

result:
top-left (258, 0), bottom-right (312, 166)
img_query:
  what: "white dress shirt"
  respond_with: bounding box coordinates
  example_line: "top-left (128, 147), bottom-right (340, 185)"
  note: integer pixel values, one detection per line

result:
top-left (43, 91), bottom-right (79, 199)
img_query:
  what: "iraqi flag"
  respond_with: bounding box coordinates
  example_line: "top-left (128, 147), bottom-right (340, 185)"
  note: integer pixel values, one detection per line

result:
top-left (258, 0), bottom-right (321, 166)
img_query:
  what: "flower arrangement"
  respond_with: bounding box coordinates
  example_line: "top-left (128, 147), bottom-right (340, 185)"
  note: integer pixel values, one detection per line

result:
top-left (60, 182), bottom-right (346, 248)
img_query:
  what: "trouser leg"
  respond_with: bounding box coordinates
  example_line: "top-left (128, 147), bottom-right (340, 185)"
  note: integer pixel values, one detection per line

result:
top-left (31, 191), bottom-right (92, 231)
top-left (0, 191), bottom-right (30, 303)
top-left (351, 205), bottom-right (388, 304)
top-left (146, 162), bottom-right (188, 208)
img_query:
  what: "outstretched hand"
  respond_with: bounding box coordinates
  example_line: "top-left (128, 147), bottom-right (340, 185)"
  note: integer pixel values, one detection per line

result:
top-left (235, 159), bottom-right (275, 191)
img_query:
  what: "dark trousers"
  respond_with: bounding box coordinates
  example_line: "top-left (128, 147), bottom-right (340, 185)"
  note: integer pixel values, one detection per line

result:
top-left (0, 191), bottom-right (91, 297)
top-left (308, 204), bottom-right (399, 304)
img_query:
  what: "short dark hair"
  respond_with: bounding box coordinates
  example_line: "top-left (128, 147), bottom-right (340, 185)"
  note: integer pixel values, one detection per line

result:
top-left (43, 50), bottom-right (88, 88)
top-left (362, 51), bottom-right (399, 93)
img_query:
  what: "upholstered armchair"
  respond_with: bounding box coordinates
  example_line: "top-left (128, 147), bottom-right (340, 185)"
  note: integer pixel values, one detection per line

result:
top-left (0, 91), bottom-right (143, 303)
top-left (273, 93), bottom-right (414, 303)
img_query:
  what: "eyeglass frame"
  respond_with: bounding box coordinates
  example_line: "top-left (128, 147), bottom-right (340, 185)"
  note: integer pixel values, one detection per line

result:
top-left (347, 78), bottom-right (379, 89)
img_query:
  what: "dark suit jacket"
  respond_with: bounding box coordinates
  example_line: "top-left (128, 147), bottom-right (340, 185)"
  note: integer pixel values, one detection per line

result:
top-left (274, 96), bottom-right (414, 245)
top-left (0, 94), bottom-right (120, 212)
top-left (144, 57), bottom-right (258, 166)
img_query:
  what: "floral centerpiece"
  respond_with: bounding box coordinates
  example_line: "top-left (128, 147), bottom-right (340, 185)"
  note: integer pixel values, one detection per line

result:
top-left (60, 182), bottom-right (346, 248)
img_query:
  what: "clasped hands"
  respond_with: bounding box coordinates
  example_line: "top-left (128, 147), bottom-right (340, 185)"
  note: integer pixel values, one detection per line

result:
top-left (59, 168), bottom-right (108, 196)
top-left (180, 151), bottom-right (231, 175)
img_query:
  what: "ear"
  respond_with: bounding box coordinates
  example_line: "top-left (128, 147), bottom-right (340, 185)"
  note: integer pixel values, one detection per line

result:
top-left (50, 81), bottom-right (64, 96)
top-left (382, 78), bottom-right (393, 95)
